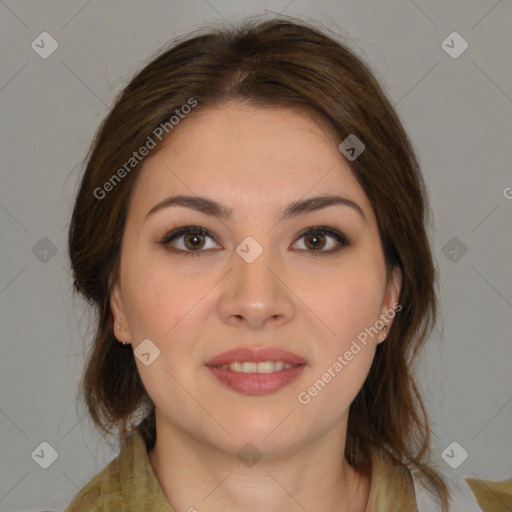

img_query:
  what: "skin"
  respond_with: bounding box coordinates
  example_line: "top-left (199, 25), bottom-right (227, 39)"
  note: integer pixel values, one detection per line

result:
top-left (110, 101), bottom-right (402, 512)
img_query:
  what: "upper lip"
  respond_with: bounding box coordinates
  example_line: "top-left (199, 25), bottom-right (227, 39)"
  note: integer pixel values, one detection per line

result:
top-left (204, 347), bottom-right (307, 366)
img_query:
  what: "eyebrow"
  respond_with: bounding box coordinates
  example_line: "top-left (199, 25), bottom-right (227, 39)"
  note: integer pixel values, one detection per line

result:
top-left (145, 194), bottom-right (367, 223)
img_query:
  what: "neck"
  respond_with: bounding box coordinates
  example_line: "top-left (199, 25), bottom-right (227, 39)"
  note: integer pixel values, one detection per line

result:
top-left (147, 414), bottom-right (370, 512)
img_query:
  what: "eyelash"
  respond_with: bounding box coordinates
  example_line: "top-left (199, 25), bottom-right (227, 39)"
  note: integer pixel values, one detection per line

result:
top-left (157, 225), bottom-right (350, 258)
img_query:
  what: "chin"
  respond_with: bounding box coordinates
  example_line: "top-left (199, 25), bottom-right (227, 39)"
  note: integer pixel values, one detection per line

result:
top-left (221, 412), bottom-right (309, 450)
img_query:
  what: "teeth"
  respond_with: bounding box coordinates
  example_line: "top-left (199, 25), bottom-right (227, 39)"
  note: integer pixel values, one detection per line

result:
top-left (217, 361), bottom-right (297, 373)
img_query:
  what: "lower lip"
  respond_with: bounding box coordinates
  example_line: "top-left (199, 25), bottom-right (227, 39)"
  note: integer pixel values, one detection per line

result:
top-left (205, 364), bottom-right (306, 395)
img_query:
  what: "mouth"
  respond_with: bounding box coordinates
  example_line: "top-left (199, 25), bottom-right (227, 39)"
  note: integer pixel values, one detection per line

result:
top-left (210, 361), bottom-right (302, 373)
top-left (204, 347), bottom-right (307, 395)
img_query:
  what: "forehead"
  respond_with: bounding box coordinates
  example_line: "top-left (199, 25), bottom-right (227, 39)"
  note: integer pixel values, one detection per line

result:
top-left (127, 102), bottom-right (374, 224)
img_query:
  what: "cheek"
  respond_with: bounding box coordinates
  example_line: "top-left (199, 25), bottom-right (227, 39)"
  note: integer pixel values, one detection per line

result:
top-left (313, 260), bottom-right (385, 346)
top-left (121, 254), bottom-right (202, 342)
top-left (297, 266), bottom-right (382, 412)
top-left (123, 261), bottom-right (204, 405)
top-left (301, 345), bottom-right (375, 416)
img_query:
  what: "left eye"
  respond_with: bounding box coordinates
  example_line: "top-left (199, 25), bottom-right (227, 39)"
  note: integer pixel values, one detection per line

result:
top-left (293, 226), bottom-right (349, 254)
top-left (158, 225), bottom-right (350, 258)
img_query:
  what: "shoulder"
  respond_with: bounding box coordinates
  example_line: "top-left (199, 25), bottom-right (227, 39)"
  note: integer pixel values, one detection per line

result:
top-left (464, 476), bottom-right (512, 512)
top-left (61, 454), bottom-right (124, 512)
top-left (409, 464), bottom-right (511, 512)
top-left (60, 422), bottom-right (155, 512)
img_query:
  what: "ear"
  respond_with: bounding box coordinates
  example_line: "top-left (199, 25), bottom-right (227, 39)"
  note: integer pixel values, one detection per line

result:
top-left (377, 266), bottom-right (402, 344)
top-left (110, 277), bottom-right (132, 345)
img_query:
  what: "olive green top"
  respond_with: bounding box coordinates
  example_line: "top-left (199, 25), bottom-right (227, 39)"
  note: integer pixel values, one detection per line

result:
top-left (58, 421), bottom-right (509, 511)
top-left (465, 477), bottom-right (512, 512)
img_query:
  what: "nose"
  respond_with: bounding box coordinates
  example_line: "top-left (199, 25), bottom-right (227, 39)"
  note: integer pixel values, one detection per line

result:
top-left (217, 242), bottom-right (295, 330)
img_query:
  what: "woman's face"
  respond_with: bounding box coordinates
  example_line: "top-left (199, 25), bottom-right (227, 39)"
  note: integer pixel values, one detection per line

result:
top-left (111, 101), bottom-right (401, 456)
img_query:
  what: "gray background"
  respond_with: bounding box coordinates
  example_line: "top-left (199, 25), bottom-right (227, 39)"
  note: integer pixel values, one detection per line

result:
top-left (1, 1), bottom-right (511, 510)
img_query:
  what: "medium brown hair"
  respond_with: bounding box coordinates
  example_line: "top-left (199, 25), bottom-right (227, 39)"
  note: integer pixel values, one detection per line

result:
top-left (68, 14), bottom-right (450, 510)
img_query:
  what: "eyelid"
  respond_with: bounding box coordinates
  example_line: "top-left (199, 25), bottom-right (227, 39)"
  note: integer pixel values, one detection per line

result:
top-left (157, 225), bottom-right (350, 257)
top-left (158, 226), bottom-right (220, 255)
top-left (295, 226), bottom-right (350, 249)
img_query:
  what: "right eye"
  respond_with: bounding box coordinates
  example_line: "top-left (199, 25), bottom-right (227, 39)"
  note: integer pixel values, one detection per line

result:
top-left (158, 226), bottom-right (221, 257)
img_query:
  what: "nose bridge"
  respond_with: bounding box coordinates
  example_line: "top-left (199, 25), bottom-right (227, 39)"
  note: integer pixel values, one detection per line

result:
top-left (218, 234), bottom-right (293, 328)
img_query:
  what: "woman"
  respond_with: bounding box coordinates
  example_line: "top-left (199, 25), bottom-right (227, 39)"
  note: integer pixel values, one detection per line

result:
top-left (62, 15), bottom-right (507, 512)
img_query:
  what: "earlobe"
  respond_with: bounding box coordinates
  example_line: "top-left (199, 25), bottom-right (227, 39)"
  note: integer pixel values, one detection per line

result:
top-left (378, 266), bottom-right (403, 344)
top-left (389, 266), bottom-right (403, 306)
top-left (110, 280), bottom-right (131, 344)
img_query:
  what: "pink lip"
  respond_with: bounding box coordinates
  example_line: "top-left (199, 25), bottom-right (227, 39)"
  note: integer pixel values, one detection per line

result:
top-left (204, 347), bottom-right (307, 366)
top-left (204, 347), bottom-right (307, 396)
top-left (206, 365), bottom-right (305, 395)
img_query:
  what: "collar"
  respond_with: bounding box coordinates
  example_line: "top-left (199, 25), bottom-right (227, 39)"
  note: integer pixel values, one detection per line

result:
top-left (365, 445), bottom-right (419, 511)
